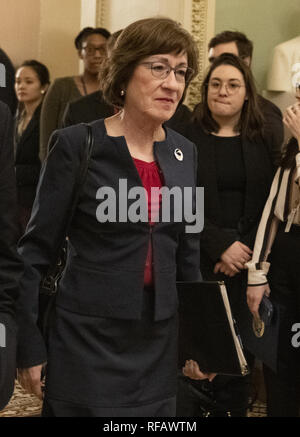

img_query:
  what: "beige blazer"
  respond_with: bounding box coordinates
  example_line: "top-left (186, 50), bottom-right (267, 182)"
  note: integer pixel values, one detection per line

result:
top-left (267, 36), bottom-right (300, 92)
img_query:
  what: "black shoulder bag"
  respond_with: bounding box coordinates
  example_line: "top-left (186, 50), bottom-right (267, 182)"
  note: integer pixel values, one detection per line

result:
top-left (38, 124), bottom-right (95, 347)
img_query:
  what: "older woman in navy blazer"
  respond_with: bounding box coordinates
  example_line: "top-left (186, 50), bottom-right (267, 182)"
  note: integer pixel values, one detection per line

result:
top-left (16, 18), bottom-right (207, 417)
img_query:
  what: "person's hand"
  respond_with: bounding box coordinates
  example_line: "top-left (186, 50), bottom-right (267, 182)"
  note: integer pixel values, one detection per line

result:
top-left (283, 103), bottom-right (300, 145)
top-left (246, 283), bottom-right (270, 319)
top-left (219, 241), bottom-right (252, 274)
top-left (17, 364), bottom-right (44, 400)
top-left (182, 360), bottom-right (217, 382)
top-left (214, 260), bottom-right (239, 277)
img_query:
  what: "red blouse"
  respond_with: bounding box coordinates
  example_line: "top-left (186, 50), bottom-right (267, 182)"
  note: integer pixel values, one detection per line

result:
top-left (133, 158), bottom-right (164, 286)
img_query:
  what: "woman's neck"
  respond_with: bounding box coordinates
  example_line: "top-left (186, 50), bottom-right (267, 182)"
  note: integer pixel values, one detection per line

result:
top-left (23, 99), bottom-right (41, 118)
top-left (80, 70), bottom-right (100, 94)
top-left (106, 110), bottom-right (165, 162)
top-left (212, 114), bottom-right (240, 137)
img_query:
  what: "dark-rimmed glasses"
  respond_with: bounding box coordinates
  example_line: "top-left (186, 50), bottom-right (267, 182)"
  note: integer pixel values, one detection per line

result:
top-left (81, 44), bottom-right (107, 57)
top-left (140, 61), bottom-right (194, 83)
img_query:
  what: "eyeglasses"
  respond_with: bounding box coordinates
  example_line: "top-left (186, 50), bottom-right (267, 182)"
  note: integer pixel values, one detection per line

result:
top-left (81, 44), bottom-right (107, 57)
top-left (140, 61), bottom-right (194, 83)
top-left (208, 80), bottom-right (246, 95)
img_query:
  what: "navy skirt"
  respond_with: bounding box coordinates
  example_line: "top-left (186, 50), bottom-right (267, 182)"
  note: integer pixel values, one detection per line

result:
top-left (43, 288), bottom-right (177, 417)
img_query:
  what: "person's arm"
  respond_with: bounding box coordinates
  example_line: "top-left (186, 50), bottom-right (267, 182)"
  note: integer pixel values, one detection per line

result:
top-left (200, 218), bottom-right (239, 264)
top-left (0, 104), bottom-right (23, 409)
top-left (17, 125), bottom-right (87, 390)
top-left (201, 218), bottom-right (252, 277)
top-left (0, 104), bottom-right (23, 315)
top-left (246, 168), bottom-right (283, 317)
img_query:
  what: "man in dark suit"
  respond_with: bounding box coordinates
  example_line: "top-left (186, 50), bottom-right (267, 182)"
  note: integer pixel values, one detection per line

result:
top-left (0, 101), bottom-right (23, 410)
top-left (208, 31), bottom-right (284, 165)
top-left (0, 48), bottom-right (17, 115)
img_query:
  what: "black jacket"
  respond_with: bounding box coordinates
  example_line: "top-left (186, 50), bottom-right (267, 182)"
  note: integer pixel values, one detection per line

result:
top-left (17, 119), bottom-right (201, 368)
top-left (257, 94), bottom-right (283, 166)
top-left (14, 104), bottom-right (42, 208)
top-left (185, 123), bottom-right (274, 267)
top-left (62, 91), bottom-right (114, 127)
top-left (0, 102), bottom-right (23, 410)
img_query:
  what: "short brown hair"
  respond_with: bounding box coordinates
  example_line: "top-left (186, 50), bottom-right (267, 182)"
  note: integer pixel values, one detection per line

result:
top-left (208, 31), bottom-right (253, 61)
top-left (194, 53), bottom-right (263, 139)
top-left (100, 17), bottom-right (199, 108)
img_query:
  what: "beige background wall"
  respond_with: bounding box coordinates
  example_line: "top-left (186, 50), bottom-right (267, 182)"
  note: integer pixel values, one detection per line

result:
top-left (0, 0), bottom-right (214, 90)
top-left (0, 0), bottom-right (40, 67)
top-left (0, 0), bottom-right (82, 80)
top-left (102, 0), bottom-right (185, 31)
top-left (39, 0), bottom-right (82, 78)
top-left (215, 0), bottom-right (300, 92)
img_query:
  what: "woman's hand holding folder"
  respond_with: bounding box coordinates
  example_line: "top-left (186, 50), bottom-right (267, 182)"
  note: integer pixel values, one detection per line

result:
top-left (182, 360), bottom-right (217, 382)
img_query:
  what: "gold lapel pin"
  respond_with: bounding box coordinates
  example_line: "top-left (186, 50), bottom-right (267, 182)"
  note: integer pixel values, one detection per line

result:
top-left (174, 148), bottom-right (183, 161)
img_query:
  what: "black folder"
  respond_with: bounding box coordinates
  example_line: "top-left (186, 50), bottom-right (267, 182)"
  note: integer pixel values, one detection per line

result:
top-left (177, 281), bottom-right (249, 377)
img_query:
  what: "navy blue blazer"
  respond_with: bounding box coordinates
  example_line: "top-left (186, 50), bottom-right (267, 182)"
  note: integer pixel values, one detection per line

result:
top-left (17, 119), bottom-right (201, 367)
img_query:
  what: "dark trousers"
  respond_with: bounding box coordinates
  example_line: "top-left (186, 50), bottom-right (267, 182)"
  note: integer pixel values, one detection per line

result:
top-left (263, 224), bottom-right (300, 417)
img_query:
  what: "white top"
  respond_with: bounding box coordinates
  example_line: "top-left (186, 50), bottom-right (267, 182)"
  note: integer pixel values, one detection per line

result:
top-left (267, 36), bottom-right (300, 92)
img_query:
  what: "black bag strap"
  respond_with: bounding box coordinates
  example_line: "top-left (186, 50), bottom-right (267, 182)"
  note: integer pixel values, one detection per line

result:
top-left (65, 123), bottom-right (94, 234)
top-left (41, 123), bottom-right (94, 291)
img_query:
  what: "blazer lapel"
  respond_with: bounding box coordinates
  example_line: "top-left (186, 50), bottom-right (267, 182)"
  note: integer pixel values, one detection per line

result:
top-left (154, 137), bottom-right (174, 188)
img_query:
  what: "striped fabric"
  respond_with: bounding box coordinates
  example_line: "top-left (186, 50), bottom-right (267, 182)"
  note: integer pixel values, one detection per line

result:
top-left (246, 152), bottom-right (300, 285)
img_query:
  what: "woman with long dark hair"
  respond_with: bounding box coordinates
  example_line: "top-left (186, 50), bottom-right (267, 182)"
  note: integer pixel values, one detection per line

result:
top-left (179, 53), bottom-right (276, 416)
top-left (14, 60), bottom-right (50, 235)
top-left (247, 90), bottom-right (300, 416)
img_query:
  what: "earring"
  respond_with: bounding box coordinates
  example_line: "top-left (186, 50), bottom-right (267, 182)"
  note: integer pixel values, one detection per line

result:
top-left (120, 90), bottom-right (125, 97)
top-left (41, 90), bottom-right (45, 95)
